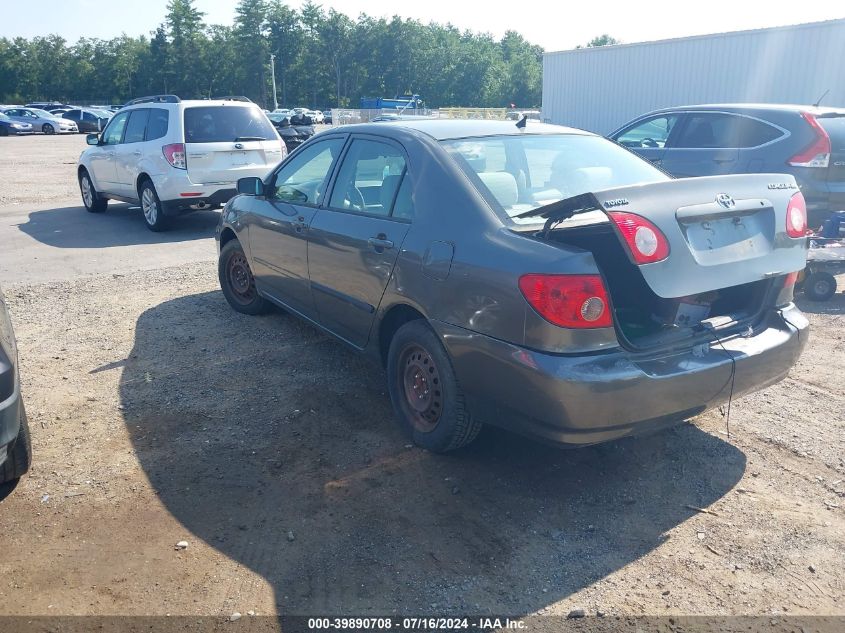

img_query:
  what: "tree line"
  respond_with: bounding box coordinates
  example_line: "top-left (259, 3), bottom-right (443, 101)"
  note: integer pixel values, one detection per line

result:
top-left (0, 0), bottom-right (546, 110)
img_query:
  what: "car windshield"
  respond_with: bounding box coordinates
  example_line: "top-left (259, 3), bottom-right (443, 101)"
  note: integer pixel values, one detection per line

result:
top-left (184, 106), bottom-right (277, 143)
top-left (440, 133), bottom-right (669, 225)
top-left (0, 113), bottom-right (9, 121)
top-left (30, 109), bottom-right (54, 118)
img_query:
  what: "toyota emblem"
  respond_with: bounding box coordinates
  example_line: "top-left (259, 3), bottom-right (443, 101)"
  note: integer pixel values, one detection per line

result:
top-left (716, 193), bottom-right (735, 209)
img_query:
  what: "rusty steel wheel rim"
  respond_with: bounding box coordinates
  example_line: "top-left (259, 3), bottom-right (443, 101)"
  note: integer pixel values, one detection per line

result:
top-left (399, 344), bottom-right (443, 433)
top-left (227, 252), bottom-right (256, 304)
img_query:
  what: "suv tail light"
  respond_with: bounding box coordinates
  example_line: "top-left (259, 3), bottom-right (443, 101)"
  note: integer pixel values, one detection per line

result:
top-left (786, 191), bottom-right (807, 237)
top-left (163, 143), bottom-right (186, 169)
top-left (519, 274), bottom-right (612, 329)
top-left (788, 112), bottom-right (831, 168)
top-left (607, 212), bottom-right (670, 264)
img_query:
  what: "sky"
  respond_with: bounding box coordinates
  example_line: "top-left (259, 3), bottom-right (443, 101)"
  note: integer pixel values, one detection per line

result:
top-left (1, 0), bottom-right (843, 51)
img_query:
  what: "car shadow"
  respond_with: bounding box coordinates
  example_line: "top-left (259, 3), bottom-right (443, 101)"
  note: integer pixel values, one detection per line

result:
top-left (119, 291), bottom-right (746, 615)
top-left (796, 291), bottom-right (845, 315)
top-left (17, 204), bottom-right (219, 248)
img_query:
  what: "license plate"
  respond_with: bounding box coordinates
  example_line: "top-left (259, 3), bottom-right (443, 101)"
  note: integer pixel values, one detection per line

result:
top-left (232, 151), bottom-right (248, 166)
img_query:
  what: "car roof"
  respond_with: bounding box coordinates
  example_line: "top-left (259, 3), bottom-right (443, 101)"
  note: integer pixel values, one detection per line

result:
top-left (645, 103), bottom-right (845, 116)
top-left (347, 118), bottom-right (591, 140)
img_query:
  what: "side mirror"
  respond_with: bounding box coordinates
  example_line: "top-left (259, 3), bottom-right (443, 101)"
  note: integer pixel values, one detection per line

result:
top-left (237, 176), bottom-right (264, 196)
top-left (86, 133), bottom-right (100, 146)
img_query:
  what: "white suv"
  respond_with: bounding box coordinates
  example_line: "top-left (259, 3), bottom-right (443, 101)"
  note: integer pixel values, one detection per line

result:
top-left (77, 95), bottom-right (286, 231)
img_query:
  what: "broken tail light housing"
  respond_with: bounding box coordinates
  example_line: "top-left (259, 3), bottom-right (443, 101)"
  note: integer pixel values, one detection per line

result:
top-left (519, 274), bottom-right (612, 329)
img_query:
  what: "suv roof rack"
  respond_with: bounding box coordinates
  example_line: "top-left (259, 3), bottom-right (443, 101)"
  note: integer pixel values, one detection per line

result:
top-left (212, 96), bottom-right (253, 103)
top-left (123, 95), bottom-right (182, 107)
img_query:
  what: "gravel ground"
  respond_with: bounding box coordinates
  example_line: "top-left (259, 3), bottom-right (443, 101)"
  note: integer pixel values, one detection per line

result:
top-left (0, 134), bottom-right (842, 622)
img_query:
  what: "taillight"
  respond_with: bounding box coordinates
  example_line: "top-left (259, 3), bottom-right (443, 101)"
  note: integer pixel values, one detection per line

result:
top-left (788, 112), bottom-right (830, 168)
top-left (786, 191), bottom-right (807, 238)
top-left (162, 143), bottom-right (186, 169)
top-left (783, 271), bottom-right (800, 287)
top-left (607, 212), bottom-right (670, 264)
top-left (518, 274), bottom-right (612, 329)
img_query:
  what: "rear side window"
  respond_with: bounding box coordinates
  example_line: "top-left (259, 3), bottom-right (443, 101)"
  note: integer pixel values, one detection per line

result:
top-left (673, 113), bottom-right (782, 149)
top-left (183, 106), bottom-right (277, 143)
top-left (123, 109), bottom-right (149, 144)
top-left (145, 108), bottom-right (169, 141)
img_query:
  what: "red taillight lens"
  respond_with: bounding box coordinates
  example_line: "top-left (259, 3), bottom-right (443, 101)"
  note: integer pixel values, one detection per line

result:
top-left (162, 143), bottom-right (186, 169)
top-left (607, 212), bottom-right (670, 264)
top-left (786, 191), bottom-right (807, 238)
top-left (788, 112), bottom-right (831, 168)
top-left (783, 271), bottom-right (800, 287)
top-left (518, 274), bottom-right (612, 329)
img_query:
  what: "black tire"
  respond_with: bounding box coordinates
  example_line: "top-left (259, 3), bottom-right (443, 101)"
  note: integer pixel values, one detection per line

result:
top-left (0, 126), bottom-right (8, 137)
top-left (218, 240), bottom-right (272, 315)
top-left (139, 179), bottom-right (169, 232)
top-left (42, 123), bottom-right (55, 135)
top-left (78, 169), bottom-right (108, 213)
top-left (1, 404), bottom-right (32, 484)
top-left (803, 271), bottom-right (837, 301)
top-left (387, 320), bottom-right (482, 452)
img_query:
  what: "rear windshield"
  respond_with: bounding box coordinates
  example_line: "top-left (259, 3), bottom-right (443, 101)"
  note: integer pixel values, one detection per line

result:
top-left (440, 134), bottom-right (669, 225)
top-left (184, 106), bottom-right (278, 143)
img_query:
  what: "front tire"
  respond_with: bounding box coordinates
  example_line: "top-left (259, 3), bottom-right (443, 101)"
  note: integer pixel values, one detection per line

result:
top-left (387, 320), bottom-right (482, 452)
top-left (803, 271), bottom-right (837, 301)
top-left (1, 405), bottom-right (32, 485)
top-left (79, 169), bottom-right (108, 213)
top-left (42, 123), bottom-right (55, 135)
top-left (139, 180), bottom-right (169, 232)
top-left (218, 240), bottom-right (272, 315)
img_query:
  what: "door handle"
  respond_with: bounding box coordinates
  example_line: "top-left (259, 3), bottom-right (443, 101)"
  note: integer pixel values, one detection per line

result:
top-left (368, 234), bottom-right (394, 251)
top-left (713, 157), bottom-right (736, 164)
top-left (133, 150), bottom-right (142, 156)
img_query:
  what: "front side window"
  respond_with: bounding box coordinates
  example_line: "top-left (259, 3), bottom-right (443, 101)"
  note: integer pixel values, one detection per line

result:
top-left (616, 115), bottom-right (679, 149)
top-left (270, 138), bottom-right (345, 205)
top-left (102, 111), bottom-right (129, 145)
top-left (441, 134), bottom-right (669, 225)
top-left (184, 106), bottom-right (277, 143)
top-left (328, 139), bottom-right (407, 217)
top-left (123, 109), bottom-right (149, 144)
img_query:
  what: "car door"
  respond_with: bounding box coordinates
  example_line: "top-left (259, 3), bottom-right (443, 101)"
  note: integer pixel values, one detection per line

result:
top-left (248, 136), bottom-right (346, 318)
top-left (88, 110), bottom-right (129, 194)
top-left (660, 112), bottom-right (740, 177)
top-left (114, 108), bottom-right (149, 197)
top-left (611, 113), bottom-right (680, 167)
top-left (307, 136), bottom-right (413, 348)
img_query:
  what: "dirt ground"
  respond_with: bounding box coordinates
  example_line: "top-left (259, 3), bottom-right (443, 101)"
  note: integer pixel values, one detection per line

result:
top-left (0, 134), bottom-right (843, 622)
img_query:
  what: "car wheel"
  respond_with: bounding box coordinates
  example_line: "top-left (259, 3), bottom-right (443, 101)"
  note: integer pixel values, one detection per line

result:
top-left (42, 123), bottom-right (55, 135)
top-left (78, 169), bottom-right (108, 213)
top-left (139, 180), bottom-right (169, 232)
top-left (803, 271), bottom-right (837, 301)
top-left (0, 126), bottom-right (8, 137)
top-left (0, 404), bottom-right (32, 485)
top-left (387, 320), bottom-right (482, 452)
top-left (218, 240), bottom-right (272, 315)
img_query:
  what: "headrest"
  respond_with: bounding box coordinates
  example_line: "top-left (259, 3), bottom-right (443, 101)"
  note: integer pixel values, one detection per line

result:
top-left (477, 171), bottom-right (518, 208)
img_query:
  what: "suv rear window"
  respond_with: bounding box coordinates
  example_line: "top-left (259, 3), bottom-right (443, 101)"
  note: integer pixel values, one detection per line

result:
top-left (184, 106), bottom-right (277, 143)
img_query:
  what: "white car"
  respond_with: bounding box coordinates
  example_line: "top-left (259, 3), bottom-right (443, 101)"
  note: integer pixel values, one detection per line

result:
top-left (2, 107), bottom-right (78, 134)
top-left (76, 95), bottom-right (286, 231)
top-left (307, 109), bottom-right (324, 124)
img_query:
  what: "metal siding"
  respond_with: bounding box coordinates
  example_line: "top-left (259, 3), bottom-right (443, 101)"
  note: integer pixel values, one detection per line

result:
top-left (542, 19), bottom-right (845, 134)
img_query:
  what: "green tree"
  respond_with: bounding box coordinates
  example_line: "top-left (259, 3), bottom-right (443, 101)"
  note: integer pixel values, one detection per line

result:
top-left (578, 34), bottom-right (621, 48)
top-left (164, 0), bottom-right (207, 97)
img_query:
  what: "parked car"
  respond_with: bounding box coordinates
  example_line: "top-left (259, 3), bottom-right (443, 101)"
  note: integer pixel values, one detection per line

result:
top-left (77, 94), bottom-right (286, 231)
top-left (0, 112), bottom-right (34, 136)
top-left (308, 109), bottom-right (324, 124)
top-left (25, 101), bottom-right (66, 111)
top-left (0, 284), bottom-right (32, 487)
top-left (323, 110), bottom-right (333, 125)
top-left (1, 107), bottom-right (78, 134)
top-left (61, 108), bottom-right (111, 133)
top-left (267, 113), bottom-right (313, 152)
top-left (609, 104), bottom-right (845, 228)
top-left (46, 107), bottom-right (73, 116)
top-left (216, 119), bottom-right (808, 453)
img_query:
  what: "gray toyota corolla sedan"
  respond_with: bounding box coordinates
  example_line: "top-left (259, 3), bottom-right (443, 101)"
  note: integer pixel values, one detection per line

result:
top-left (216, 119), bottom-right (809, 452)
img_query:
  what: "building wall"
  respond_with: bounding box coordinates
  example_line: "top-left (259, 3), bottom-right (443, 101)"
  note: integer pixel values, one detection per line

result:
top-left (542, 19), bottom-right (845, 135)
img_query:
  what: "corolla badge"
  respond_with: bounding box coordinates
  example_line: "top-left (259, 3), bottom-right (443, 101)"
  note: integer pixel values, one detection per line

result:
top-left (715, 193), bottom-right (735, 209)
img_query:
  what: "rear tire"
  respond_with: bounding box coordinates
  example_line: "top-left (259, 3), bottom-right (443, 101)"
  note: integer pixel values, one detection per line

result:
top-left (218, 240), bottom-right (272, 315)
top-left (1, 404), bottom-right (32, 485)
top-left (803, 271), bottom-right (837, 301)
top-left (79, 169), bottom-right (108, 213)
top-left (387, 320), bottom-right (482, 453)
top-left (139, 180), bottom-right (169, 232)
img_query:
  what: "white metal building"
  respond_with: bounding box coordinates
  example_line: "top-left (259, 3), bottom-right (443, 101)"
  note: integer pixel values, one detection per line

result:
top-left (542, 19), bottom-right (845, 135)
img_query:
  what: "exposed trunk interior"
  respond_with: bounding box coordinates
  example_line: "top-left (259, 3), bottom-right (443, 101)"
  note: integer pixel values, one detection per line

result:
top-left (545, 221), bottom-right (774, 349)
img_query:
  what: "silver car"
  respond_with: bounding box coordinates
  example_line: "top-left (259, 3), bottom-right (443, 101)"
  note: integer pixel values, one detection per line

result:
top-left (1, 107), bottom-right (78, 134)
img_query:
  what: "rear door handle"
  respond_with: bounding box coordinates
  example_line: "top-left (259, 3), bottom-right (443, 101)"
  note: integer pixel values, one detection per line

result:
top-left (133, 150), bottom-right (142, 156)
top-left (368, 235), bottom-right (394, 251)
